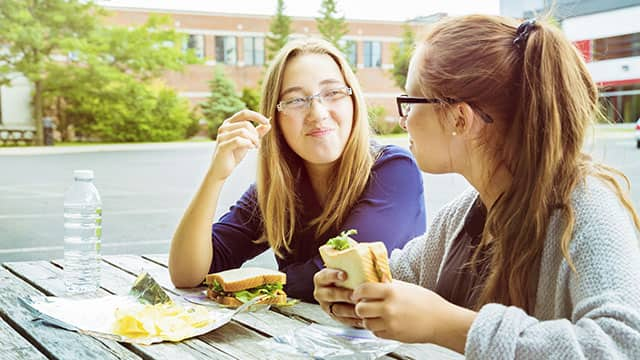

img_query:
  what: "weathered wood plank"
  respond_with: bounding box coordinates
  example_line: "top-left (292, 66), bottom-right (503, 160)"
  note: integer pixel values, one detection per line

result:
top-left (104, 255), bottom-right (308, 336)
top-left (0, 315), bottom-right (48, 360)
top-left (392, 343), bottom-right (464, 360)
top-left (146, 255), bottom-right (457, 360)
top-left (143, 253), bottom-right (169, 267)
top-left (274, 301), bottom-right (337, 326)
top-left (59, 257), bottom-right (282, 360)
top-left (9, 260), bottom-right (236, 360)
top-left (0, 263), bottom-right (141, 360)
top-left (142, 254), bottom-right (402, 360)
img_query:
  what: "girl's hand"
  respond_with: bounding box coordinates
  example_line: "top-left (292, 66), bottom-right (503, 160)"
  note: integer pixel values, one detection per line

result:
top-left (210, 110), bottom-right (271, 181)
top-left (352, 279), bottom-right (476, 352)
top-left (313, 268), bottom-right (363, 328)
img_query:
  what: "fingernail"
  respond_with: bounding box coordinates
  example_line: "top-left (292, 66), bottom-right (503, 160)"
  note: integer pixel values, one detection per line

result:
top-left (350, 293), bottom-right (357, 302)
top-left (337, 271), bottom-right (345, 281)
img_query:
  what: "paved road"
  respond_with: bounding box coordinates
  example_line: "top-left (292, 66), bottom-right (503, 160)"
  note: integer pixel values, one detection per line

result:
top-left (1, 134), bottom-right (638, 267)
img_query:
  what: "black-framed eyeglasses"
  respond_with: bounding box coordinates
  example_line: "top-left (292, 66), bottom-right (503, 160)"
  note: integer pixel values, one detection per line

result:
top-left (396, 94), bottom-right (494, 123)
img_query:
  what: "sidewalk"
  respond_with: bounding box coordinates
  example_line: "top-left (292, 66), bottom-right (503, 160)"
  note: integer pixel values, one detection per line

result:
top-left (0, 124), bottom-right (633, 156)
top-left (0, 141), bottom-right (214, 156)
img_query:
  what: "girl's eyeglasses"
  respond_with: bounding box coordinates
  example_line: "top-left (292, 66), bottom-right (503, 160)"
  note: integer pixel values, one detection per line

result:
top-left (396, 94), bottom-right (494, 123)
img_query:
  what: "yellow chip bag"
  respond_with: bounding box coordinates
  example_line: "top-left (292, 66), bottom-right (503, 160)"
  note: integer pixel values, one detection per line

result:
top-left (113, 302), bottom-right (213, 341)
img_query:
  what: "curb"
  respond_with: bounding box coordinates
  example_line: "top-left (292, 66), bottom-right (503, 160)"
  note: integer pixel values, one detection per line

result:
top-left (0, 141), bottom-right (215, 156)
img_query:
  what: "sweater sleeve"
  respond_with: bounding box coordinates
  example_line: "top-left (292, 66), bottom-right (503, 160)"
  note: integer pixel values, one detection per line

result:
top-left (209, 184), bottom-right (269, 273)
top-left (465, 180), bottom-right (640, 359)
top-left (285, 146), bottom-right (427, 302)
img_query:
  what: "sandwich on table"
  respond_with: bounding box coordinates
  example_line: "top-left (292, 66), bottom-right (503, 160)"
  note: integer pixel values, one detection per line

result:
top-left (204, 267), bottom-right (287, 307)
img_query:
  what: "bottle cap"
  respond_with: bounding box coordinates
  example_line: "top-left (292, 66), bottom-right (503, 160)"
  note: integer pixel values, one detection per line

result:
top-left (73, 170), bottom-right (94, 180)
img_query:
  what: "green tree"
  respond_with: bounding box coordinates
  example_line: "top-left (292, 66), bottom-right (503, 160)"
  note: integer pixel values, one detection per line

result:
top-left (316, 0), bottom-right (349, 53)
top-left (0, 0), bottom-right (197, 144)
top-left (41, 15), bottom-right (198, 142)
top-left (266, 0), bottom-right (292, 61)
top-left (0, 0), bottom-right (101, 145)
top-left (82, 15), bottom-right (197, 82)
top-left (200, 66), bottom-right (246, 139)
top-left (390, 24), bottom-right (415, 91)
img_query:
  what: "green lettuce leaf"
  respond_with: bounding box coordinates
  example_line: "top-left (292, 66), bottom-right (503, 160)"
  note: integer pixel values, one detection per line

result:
top-left (326, 229), bottom-right (358, 250)
top-left (233, 282), bottom-right (284, 303)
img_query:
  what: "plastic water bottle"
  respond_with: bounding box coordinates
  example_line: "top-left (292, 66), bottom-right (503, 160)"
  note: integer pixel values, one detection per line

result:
top-left (63, 170), bottom-right (102, 295)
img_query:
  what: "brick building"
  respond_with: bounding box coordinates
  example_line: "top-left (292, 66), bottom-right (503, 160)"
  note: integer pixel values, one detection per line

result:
top-left (104, 5), bottom-right (428, 122)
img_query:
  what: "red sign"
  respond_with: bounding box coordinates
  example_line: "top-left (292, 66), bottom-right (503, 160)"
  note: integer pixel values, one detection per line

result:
top-left (573, 40), bottom-right (591, 62)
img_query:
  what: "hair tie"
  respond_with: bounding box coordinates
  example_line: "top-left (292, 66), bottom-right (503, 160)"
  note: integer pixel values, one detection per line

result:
top-left (513, 19), bottom-right (537, 49)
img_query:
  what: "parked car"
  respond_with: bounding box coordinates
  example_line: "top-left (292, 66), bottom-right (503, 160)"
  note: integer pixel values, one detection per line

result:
top-left (637, 118), bottom-right (640, 149)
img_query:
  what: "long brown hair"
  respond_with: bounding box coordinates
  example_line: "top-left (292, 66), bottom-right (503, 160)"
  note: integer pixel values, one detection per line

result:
top-left (417, 15), bottom-right (640, 313)
top-left (257, 38), bottom-right (373, 258)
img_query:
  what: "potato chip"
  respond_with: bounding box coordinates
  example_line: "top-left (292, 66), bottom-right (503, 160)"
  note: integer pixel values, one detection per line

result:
top-left (113, 302), bottom-right (215, 341)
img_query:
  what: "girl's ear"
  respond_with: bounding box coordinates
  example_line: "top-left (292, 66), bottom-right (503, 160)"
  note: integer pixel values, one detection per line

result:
top-left (450, 102), bottom-right (475, 136)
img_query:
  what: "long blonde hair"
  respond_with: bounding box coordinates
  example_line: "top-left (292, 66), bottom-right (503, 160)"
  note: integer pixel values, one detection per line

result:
top-left (418, 15), bottom-right (640, 313)
top-left (256, 38), bottom-right (373, 258)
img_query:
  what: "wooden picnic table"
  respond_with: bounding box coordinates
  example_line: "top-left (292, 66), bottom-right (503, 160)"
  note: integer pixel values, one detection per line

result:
top-left (0, 254), bottom-right (464, 360)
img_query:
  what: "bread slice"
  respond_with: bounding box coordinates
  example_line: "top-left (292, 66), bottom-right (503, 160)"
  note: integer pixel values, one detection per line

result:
top-left (319, 241), bottom-right (392, 290)
top-left (206, 289), bottom-right (287, 307)
top-left (204, 267), bottom-right (286, 292)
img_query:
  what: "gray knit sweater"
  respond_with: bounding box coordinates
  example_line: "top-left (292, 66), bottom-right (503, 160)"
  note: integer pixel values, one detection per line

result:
top-left (389, 177), bottom-right (640, 359)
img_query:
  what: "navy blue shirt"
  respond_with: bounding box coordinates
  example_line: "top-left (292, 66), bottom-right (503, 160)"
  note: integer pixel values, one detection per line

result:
top-left (210, 144), bottom-right (426, 302)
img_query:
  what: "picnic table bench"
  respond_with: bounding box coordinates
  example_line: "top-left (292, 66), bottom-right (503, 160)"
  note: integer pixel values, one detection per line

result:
top-left (0, 126), bottom-right (37, 146)
top-left (0, 254), bottom-right (464, 359)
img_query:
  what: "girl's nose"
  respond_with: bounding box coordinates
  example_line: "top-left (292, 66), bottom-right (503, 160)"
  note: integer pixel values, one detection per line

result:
top-left (307, 97), bottom-right (330, 121)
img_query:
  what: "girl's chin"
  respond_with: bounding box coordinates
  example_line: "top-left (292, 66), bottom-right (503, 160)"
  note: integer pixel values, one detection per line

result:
top-left (300, 151), bottom-right (342, 166)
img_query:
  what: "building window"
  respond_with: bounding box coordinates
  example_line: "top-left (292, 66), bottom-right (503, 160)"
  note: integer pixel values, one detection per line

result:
top-left (183, 34), bottom-right (205, 59)
top-left (345, 40), bottom-right (357, 66)
top-left (599, 84), bottom-right (640, 123)
top-left (243, 37), bottom-right (264, 66)
top-left (216, 36), bottom-right (237, 65)
top-left (593, 32), bottom-right (640, 61)
top-left (363, 41), bottom-right (381, 68)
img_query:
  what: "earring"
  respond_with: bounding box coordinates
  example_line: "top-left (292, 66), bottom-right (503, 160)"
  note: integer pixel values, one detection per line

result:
top-left (451, 131), bottom-right (457, 136)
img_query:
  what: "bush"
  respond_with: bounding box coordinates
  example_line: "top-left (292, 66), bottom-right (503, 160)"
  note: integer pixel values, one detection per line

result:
top-left (241, 87), bottom-right (261, 112)
top-left (68, 80), bottom-right (193, 142)
top-left (367, 105), bottom-right (387, 134)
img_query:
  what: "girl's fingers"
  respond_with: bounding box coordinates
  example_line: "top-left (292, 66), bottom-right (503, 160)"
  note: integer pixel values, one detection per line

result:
top-left (314, 268), bottom-right (347, 287)
top-left (256, 123), bottom-right (272, 138)
top-left (331, 302), bottom-right (359, 319)
top-left (225, 110), bottom-right (270, 126)
top-left (352, 282), bottom-right (390, 302)
top-left (216, 128), bottom-right (260, 147)
top-left (362, 317), bottom-right (386, 333)
top-left (217, 137), bottom-right (255, 151)
top-left (354, 299), bottom-right (385, 318)
top-left (314, 284), bottom-right (354, 304)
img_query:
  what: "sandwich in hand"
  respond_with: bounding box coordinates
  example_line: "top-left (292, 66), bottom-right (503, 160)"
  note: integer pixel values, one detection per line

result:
top-left (204, 267), bottom-right (287, 307)
top-left (318, 229), bottom-right (392, 289)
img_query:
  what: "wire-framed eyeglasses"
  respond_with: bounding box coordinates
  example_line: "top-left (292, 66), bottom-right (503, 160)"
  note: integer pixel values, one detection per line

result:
top-left (277, 86), bottom-right (353, 115)
top-left (396, 94), bottom-right (494, 123)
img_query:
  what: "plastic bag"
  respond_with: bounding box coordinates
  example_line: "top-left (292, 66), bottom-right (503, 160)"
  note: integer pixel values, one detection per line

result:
top-left (260, 323), bottom-right (400, 360)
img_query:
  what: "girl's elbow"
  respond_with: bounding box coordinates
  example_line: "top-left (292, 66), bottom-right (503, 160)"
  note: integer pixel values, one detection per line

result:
top-left (169, 270), bottom-right (203, 288)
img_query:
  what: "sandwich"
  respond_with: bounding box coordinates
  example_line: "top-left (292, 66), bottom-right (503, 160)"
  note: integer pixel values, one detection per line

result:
top-left (204, 267), bottom-right (287, 307)
top-left (318, 229), bottom-right (392, 290)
